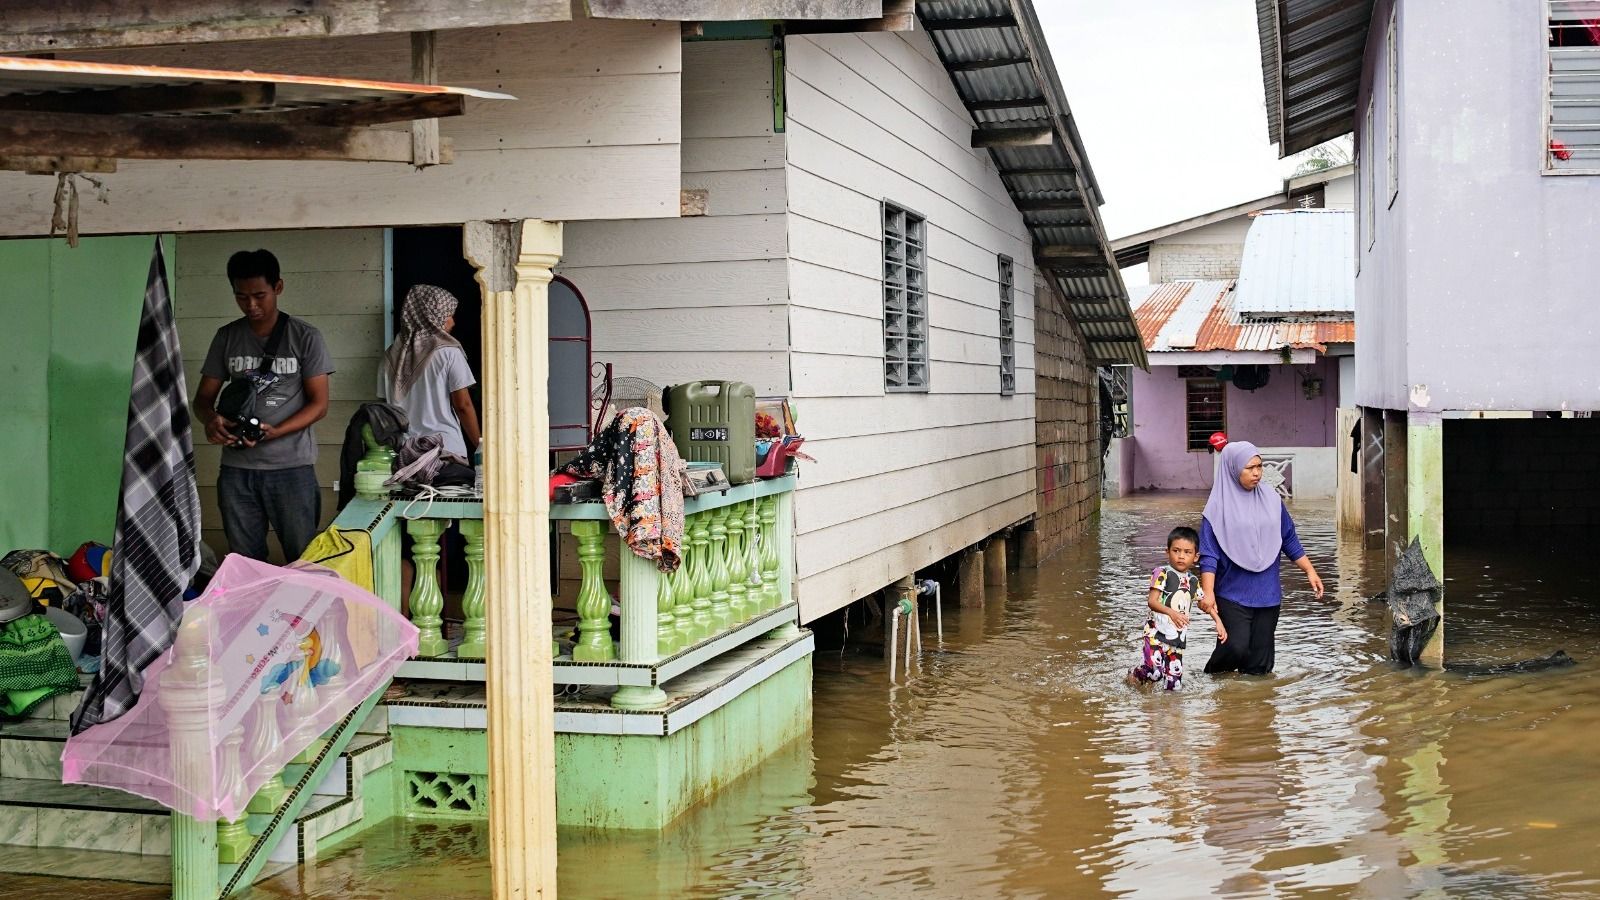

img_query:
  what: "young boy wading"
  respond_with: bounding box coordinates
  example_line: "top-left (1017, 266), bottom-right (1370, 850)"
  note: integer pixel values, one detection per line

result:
top-left (194, 250), bottom-right (333, 562)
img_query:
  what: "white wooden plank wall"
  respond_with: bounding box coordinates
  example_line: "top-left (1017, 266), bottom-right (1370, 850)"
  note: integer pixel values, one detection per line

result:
top-left (563, 40), bottom-right (791, 396)
top-left (173, 229), bottom-right (385, 560)
top-left (784, 31), bottom-right (1039, 622)
top-left (0, 19), bottom-right (681, 235)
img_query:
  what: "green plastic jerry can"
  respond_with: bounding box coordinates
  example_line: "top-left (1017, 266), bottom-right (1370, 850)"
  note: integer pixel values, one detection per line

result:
top-left (665, 380), bottom-right (756, 484)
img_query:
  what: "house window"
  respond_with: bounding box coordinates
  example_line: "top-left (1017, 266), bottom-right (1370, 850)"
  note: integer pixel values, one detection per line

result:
top-left (1185, 377), bottom-right (1226, 452)
top-left (1363, 100), bottom-right (1375, 250)
top-left (1387, 9), bottom-right (1399, 204)
top-left (883, 202), bottom-right (928, 391)
top-left (997, 254), bottom-right (1015, 395)
top-left (1548, 1), bottom-right (1600, 171)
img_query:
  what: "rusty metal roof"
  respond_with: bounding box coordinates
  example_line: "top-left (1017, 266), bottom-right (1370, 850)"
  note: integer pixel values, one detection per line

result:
top-left (0, 55), bottom-right (513, 113)
top-left (918, 0), bottom-right (1145, 367)
top-left (1132, 279), bottom-right (1355, 355)
top-left (1256, 0), bottom-right (1375, 157)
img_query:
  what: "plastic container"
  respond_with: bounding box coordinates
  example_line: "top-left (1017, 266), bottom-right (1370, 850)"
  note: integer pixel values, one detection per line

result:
top-left (666, 381), bottom-right (756, 484)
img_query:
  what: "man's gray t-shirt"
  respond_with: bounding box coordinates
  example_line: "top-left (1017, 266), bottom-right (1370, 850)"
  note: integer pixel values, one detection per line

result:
top-left (378, 346), bottom-right (477, 459)
top-left (201, 315), bottom-right (334, 470)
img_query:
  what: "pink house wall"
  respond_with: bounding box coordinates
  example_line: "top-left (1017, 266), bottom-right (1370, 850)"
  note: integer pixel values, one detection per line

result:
top-left (1129, 357), bottom-right (1340, 492)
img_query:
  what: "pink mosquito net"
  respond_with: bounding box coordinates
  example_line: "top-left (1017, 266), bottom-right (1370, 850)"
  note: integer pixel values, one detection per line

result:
top-left (61, 554), bottom-right (419, 821)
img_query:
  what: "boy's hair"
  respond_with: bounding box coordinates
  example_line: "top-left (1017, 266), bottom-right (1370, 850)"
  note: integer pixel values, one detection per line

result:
top-left (1167, 526), bottom-right (1199, 549)
top-left (227, 249), bottom-right (281, 286)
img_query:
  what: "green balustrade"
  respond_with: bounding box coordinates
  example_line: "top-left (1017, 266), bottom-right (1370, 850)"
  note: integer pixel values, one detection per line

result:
top-left (725, 501), bottom-right (751, 625)
top-left (656, 568), bottom-right (680, 656)
top-left (458, 519), bottom-right (487, 659)
top-left (689, 513), bottom-right (715, 640)
top-left (571, 520), bottom-right (617, 662)
top-left (742, 500), bottom-right (766, 613)
top-left (672, 557), bottom-right (698, 648)
top-left (405, 517), bottom-right (449, 658)
top-left (708, 507), bottom-right (733, 632)
top-left (759, 496), bottom-right (782, 611)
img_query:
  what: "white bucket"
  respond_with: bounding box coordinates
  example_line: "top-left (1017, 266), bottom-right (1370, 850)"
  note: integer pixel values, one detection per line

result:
top-left (44, 606), bottom-right (87, 665)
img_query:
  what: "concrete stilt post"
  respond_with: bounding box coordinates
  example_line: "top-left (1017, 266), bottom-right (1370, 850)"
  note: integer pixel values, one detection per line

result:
top-left (958, 547), bottom-right (985, 608)
top-left (984, 538), bottom-right (1007, 589)
top-left (1017, 524), bottom-right (1041, 568)
top-left (1407, 409), bottom-right (1445, 668)
top-left (465, 219), bottom-right (560, 899)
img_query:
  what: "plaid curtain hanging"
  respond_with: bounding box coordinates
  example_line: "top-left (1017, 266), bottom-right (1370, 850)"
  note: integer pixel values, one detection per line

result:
top-left (71, 237), bottom-right (202, 734)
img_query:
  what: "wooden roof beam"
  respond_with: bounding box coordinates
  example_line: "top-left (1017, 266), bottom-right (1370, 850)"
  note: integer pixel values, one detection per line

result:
top-left (0, 109), bottom-right (451, 164)
top-left (1014, 196), bottom-right (1083, 212)
top-left (1037, 244), bottom-right (1107, 262)
top-left (964, 95), bottom-right (1049, 111)
top-left (1000, 165), bottom-right (1077, 178)
top-left (922, 15), bottom-right (1018, 31)
top-left (0, 81), bottom-right (276, 116)
top-left (256, 92), bottom-right (464, 129)
top-left (972, 124), bottom-right (1054, 148)
top-left (946, 57), bottom-right (1032, 72)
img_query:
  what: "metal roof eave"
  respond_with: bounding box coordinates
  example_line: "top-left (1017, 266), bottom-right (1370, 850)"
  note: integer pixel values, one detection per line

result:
top-left (1255, 0), bottom-right (1375, 158)
top-left (918, 0), bottom-right (1144, 369)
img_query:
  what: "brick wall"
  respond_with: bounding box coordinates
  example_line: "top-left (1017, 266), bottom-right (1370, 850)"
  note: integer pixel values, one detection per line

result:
top-left (1033, 273), bottom-right (1100, 559)
top-left (1443, 417), bottom-right (1600, 546)
top-left (1148, 242), bottom-right (1244, 282)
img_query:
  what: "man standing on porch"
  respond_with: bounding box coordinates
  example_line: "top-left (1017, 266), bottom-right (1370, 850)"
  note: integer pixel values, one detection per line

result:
top-left (193, 249), bottom-right (333, 562)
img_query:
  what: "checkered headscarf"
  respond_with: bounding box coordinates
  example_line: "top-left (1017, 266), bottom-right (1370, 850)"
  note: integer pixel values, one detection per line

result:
top-left (384, 284), bottom-right (462, 399)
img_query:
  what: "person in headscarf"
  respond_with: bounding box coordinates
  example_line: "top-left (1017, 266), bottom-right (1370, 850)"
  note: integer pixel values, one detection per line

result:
top-left (1196, 441), bottom-right (1324, 676)
top-left (379, 285), bottom-right (479, 460)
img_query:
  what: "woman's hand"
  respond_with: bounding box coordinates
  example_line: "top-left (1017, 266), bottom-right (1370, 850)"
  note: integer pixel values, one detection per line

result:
top-left (1306, 568), bottom-right (1324, 599)
top-left (1198, 595), bottom-right (1217, 615)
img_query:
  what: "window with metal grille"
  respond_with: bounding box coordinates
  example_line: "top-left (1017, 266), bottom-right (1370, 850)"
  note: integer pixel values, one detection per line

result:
top-left (1185, 378), bottom-right (1226, 452)
top-left (1548, 1), bottom-right (1600, 171)
top-left (997, 254), bottom-right (1015, 395)
top-left (883, 202), bottom-right (928, 391)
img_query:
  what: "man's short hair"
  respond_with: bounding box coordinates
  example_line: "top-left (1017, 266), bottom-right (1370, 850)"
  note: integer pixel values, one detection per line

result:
top-left (227, 249), bottom-right (281, 286)
top-left (1167, 526), bottom-right (1199, 549)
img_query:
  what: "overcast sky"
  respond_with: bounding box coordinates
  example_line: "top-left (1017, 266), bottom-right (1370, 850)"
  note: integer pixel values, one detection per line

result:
top-left (1035, 1), bottom-right (1300, 244)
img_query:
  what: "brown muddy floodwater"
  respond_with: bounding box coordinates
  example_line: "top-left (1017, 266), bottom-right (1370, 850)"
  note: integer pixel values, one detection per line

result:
top-left (23, 495), bottom-right (1600, 899)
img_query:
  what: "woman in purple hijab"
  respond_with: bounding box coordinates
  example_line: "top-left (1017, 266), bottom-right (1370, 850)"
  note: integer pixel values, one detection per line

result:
top-left (1196, 441), bottom-right (1324, 675)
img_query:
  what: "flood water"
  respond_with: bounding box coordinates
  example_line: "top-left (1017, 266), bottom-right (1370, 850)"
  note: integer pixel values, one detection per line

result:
top-left (27, 494), bottom-right (1600, 898)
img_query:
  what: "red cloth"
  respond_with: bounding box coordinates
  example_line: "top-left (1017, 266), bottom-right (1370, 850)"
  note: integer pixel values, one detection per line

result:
top-left (549, 472), bottom-right (579, 501)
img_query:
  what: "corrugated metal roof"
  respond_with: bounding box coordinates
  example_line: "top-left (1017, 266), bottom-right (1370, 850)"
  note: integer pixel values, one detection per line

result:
top-left (918, 0), bottom-right (1144, 367)
top-left (0, 55), bottom-right (512, 114)
top-left (1255, 0), bottom-right (1375, 156)
top-left (1233, 209), bottom-right (1354, 316)
top-left (1132, 279), bottom-right (1355, 354)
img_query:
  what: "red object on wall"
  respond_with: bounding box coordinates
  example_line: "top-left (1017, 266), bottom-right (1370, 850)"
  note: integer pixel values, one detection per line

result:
top-left (1208, 432), bottom-right (1229, 453)
top-left (1552, 139), bottom-right (1574, 161)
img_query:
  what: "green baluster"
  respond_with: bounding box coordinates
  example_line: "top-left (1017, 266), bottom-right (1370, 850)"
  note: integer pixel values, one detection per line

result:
top-left (725, 502), bottom-right (751, 625)
top-left (406, 517), bottom-right (448, 658)
top-left (216, 726), bottom-right (251, 864)
top-left (570, 521), bottom-right (617, 662)
top-left (656, 568), bottom-right (680, 657)
top-left (743, 499), bottom-right (766, 613)
top-left (672, 548), bottom-right (698, 648)
top-left (458, 519), bottom-right (487, 659)
top-left (689, 514), bottom-right (715, 640)
top-left (760, 496), bottom-right (782, 611)
top-left (708, 506), bottom-right (733, 632)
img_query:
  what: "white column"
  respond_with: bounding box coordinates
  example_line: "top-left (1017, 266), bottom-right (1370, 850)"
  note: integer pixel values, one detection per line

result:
top-left (612, 551), bottom-right (667, 709)
top-left (466, 219), bottom-right (560, 899)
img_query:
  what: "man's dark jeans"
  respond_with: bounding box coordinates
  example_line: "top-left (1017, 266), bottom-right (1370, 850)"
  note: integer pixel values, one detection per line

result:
top-left (217, 465), bottom-right (321, 562)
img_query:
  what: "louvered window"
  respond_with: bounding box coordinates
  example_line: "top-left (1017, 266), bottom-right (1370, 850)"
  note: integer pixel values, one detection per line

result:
top-left (883, 202), bottom-right (928, 391)
top-left (1548, 1), bottom-right (1600, 171)
top-left (997, 254), bottom-right (1015, 395)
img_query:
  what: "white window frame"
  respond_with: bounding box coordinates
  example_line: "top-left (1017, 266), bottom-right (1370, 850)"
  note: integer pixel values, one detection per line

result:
top-left (882, 201), bottom-right (929, 392)
top-left (1387, 8), bottom-right (1399, 205)
top-left (997, 254), bottom-right (1015, 396)
top-left (1364, 100), bottom-right (1376, 251)
top-left (1546, 0), bottom-right (1600, 174)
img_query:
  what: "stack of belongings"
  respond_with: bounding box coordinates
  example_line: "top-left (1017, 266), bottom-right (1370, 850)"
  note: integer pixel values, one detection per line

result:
top-left (0, 568), bottom-right (79, 717)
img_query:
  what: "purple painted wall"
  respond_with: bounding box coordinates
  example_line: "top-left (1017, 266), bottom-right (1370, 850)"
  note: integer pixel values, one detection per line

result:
top-left (1357, 0), bottom-right (1600, 412)
top-left (1129, 358), bottom-right (1340, 491)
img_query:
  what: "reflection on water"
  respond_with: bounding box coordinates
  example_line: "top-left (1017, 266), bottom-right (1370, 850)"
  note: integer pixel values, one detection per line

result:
top-left (28, 495), bottom-right (1600, 898)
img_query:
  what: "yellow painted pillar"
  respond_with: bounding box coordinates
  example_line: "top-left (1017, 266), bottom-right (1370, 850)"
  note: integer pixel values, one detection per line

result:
top-left (1407, 410), bottom-right (1444, 668)
top-left (465, 219), bottom-right (561, 899)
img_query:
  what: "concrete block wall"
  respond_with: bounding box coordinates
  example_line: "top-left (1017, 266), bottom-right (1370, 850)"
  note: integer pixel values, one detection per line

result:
top-left (1443, 417), bottom-right (1600, 546)
top-left (1033, 273), bottom-right (1100, 559)
top-left (1148, 242), bottom-right (1244, 282)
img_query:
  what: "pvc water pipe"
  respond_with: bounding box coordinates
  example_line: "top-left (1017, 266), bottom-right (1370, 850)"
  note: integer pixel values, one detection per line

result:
top-left (918, 579), bottom-right (942, 643)
top-left (887, 603), bottom-right (899, 682)
top-left (899, 595), bottom-right (915, 673)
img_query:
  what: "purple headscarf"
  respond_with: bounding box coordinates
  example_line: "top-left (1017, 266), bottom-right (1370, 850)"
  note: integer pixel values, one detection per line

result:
top-left (1202, 441), bottom-right (1282, 572)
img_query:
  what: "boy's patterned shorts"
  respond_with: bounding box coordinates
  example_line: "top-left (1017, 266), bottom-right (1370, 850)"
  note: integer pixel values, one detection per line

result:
top-left (1129, 621), bottom-right (1183, 690)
